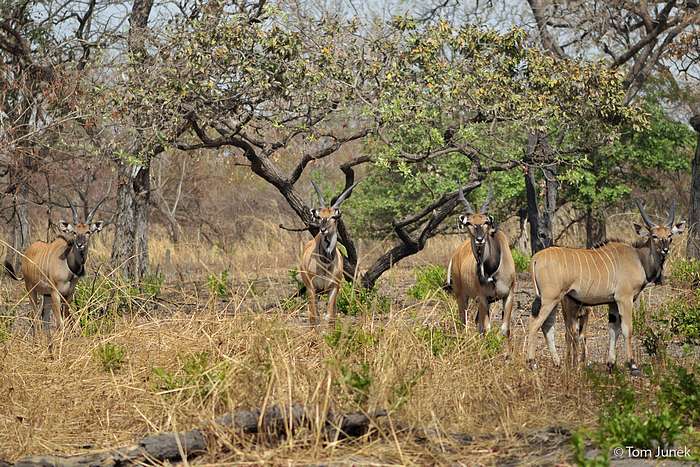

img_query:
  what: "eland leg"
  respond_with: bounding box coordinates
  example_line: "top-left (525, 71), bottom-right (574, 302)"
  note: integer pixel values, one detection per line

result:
top-left (500, 291), bottom-right (514, 338)
top-left (476, 296), bottom-right (491, 334)
top-left (562, 296), bottom-right (582, 368)
top-left (526, 296), bottom-right (561, 368)
top-left (617, 298), bottom-right (640, 376)
top-left (327, 286), bottom-right (339, 326)
top-left (607, 303), bottom-right (622, 372)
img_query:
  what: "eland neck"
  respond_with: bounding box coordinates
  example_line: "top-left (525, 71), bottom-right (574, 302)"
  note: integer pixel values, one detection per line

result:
top-left (472, 234), bottom-right (501, 284)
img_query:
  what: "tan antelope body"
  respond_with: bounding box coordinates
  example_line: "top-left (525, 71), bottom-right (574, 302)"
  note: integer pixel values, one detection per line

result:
top-left (299, 181), bottom-right (358, 325)
top-left (526, 201), bottom-right (685, 375)
top-left (4, 200), bottom-right (104, 334)
top-left (447, 185), bottom-right (516, 336)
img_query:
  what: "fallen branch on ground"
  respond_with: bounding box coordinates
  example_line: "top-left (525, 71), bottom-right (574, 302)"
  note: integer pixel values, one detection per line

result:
top-left (6, 404), bottom-right (388, 466)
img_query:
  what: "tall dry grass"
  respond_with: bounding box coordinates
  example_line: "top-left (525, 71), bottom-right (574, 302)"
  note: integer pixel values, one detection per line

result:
top-left (0, 307), bottom-right (596, 464)
top-left (0, 217), bottom-right (692, 464)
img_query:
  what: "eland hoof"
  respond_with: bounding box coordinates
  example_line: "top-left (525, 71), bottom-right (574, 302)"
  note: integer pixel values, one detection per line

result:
top-left (628, 363), bottom-right (642, 377)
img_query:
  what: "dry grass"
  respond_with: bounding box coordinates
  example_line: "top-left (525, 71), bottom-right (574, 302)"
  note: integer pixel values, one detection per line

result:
top-left (0, 309), bottom-right (595, 464)
top-left (0, 229), bottom-right (692, 465)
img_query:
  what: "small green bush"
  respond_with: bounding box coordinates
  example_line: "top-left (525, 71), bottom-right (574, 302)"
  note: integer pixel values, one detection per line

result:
top-left (415, 326), bottom-right (455, 357)
top-left (340, 363), bottom-right (372, 404)
top-left (634, 299), bottom-right (672, 358)
top-left (336, 281), bottom-right (389, 316)
top-left (575, 365), bottom-right (693, 463)
top-left (141, 272), bottom-right (164, 298)
top-left (665, 291), bottom-right (700, 345)
top-left (669, 258), bottom-right (700, 287)
top-left (95, 342), bottom-right (126, 372)
top-left (659, 364), bottom-right (700, 427)
top-left (74, 276), bottom-right (140, 336)
top-left (480, 329), bottom-right (506, 357)
top-left (207, 271), bottom-right (230, 299)
top-left (288, 268), bottom-right (304, 290)
top-left (511, 248), bottom-right (531, 273)
top-left (408, 265), bottom-right (448, 301)
top-left (324, 323), bottom-right (378, 354)
top-left (153, 351), bottom-right (228, 401)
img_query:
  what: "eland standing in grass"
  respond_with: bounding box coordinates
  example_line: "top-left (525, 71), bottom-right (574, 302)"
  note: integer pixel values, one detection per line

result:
top-left (4, 198), bottom-right (105, 335)
top-left (446, 184), bottom-right (516, 337)
top-left (526, 200), bottom-right (685, 375)
top-left (299, 181), bottom-right (358, 325)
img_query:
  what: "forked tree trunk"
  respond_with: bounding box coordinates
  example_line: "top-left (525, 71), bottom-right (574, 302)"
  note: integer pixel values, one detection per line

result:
top-left (688, 115), bottom-right (700, 259)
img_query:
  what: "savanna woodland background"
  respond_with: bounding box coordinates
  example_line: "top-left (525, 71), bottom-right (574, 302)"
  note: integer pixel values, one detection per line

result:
top-left (2, 0), bottom-right (700, 464)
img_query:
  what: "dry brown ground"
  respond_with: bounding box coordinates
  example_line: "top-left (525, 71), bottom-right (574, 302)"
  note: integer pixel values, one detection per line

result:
top-left (0, 230), bottom-right (693, 465)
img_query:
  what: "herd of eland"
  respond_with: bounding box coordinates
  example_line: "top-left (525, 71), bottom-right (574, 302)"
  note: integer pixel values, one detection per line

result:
top-left (1, 181), bottom-right (686, 375)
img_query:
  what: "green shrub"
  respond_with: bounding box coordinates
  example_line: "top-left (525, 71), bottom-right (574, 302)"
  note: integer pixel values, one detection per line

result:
top-left (664, 291), bottom-right (700, 345)
top-left (659, 364), bottom-right (700, 427)
top-left (340, 363), bottom-right (372, 404)
top-left (74, 275), bottom-right (140, 336)
top-left (324, 323), bottom-right (378, 354)
top-left (153, 351), bottom-right (228, 401)
top-left (415, 326), bottom-right (455, 357)
top-left (207, 271), bottom-right (230, 299)
top-left (480, 329), bottom-right (506, 357)
top-left (408, 265), bottom-right (448, 301)
top-left (575, 365), bottom-right (692, 462)
top-left (669, 258), bottom-right (700, 287)
top-left (141, 272), bottom-right (164, 298)
top-left (95, 343), bottom-right (126, 372)
top-left (572, 429), bottom-right (609, 466)
top-left (336, 281), bottom-right (389, 316)
top-left (634, 299), bottom-right (672, 358)
top-left (288, 268), bottom-right (304, 291)
top-left (511, 248), bottom-right (531, 273)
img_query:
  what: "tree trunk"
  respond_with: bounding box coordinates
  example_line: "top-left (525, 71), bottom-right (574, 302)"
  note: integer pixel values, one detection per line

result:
top-left (525, 164), bottom-right (540, 255)
top-left (540, 155), bottom-right (557, 251)
top-left (134, 164), bottom-right (150, 279)
top-left (524, 132), bottom-right (557, 253)
top-left (4, 174), bottom-right (31, 272)
top-left (585, 208), bottom-right (607, 248)
top-left (111, 163), bottom-right (150, 281)
top-left (109, 0), bottom-right (155, 281)
top-left (360, 242), bottom-right (419, 290)
top-left (688, 115), bottom-right (700, 259)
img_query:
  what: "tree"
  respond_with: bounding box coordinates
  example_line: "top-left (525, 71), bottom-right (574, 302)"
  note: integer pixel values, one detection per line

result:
top-left (525, 0), bottom-right (700, 247)
top-left (114, 7), bottom-right (638, 288)
top-left (690, 114), bottom-right (700, 258)
top-left (1, 0), bottom-right (118, 269)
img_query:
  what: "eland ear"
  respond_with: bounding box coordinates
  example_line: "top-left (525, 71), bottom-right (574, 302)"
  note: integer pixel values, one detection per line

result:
top-left (90, 221), bottom-right (104, 233)
top-left (634, 223), bottom-right (648, 237)
top-left (57, 220), bottom-right (74, 233)
top-left (672, 221), bottom-right (686, 235)
top-left (458, 214), bottom-right (468, 226)
top-left (488, 215), bottom-right (498, 232)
